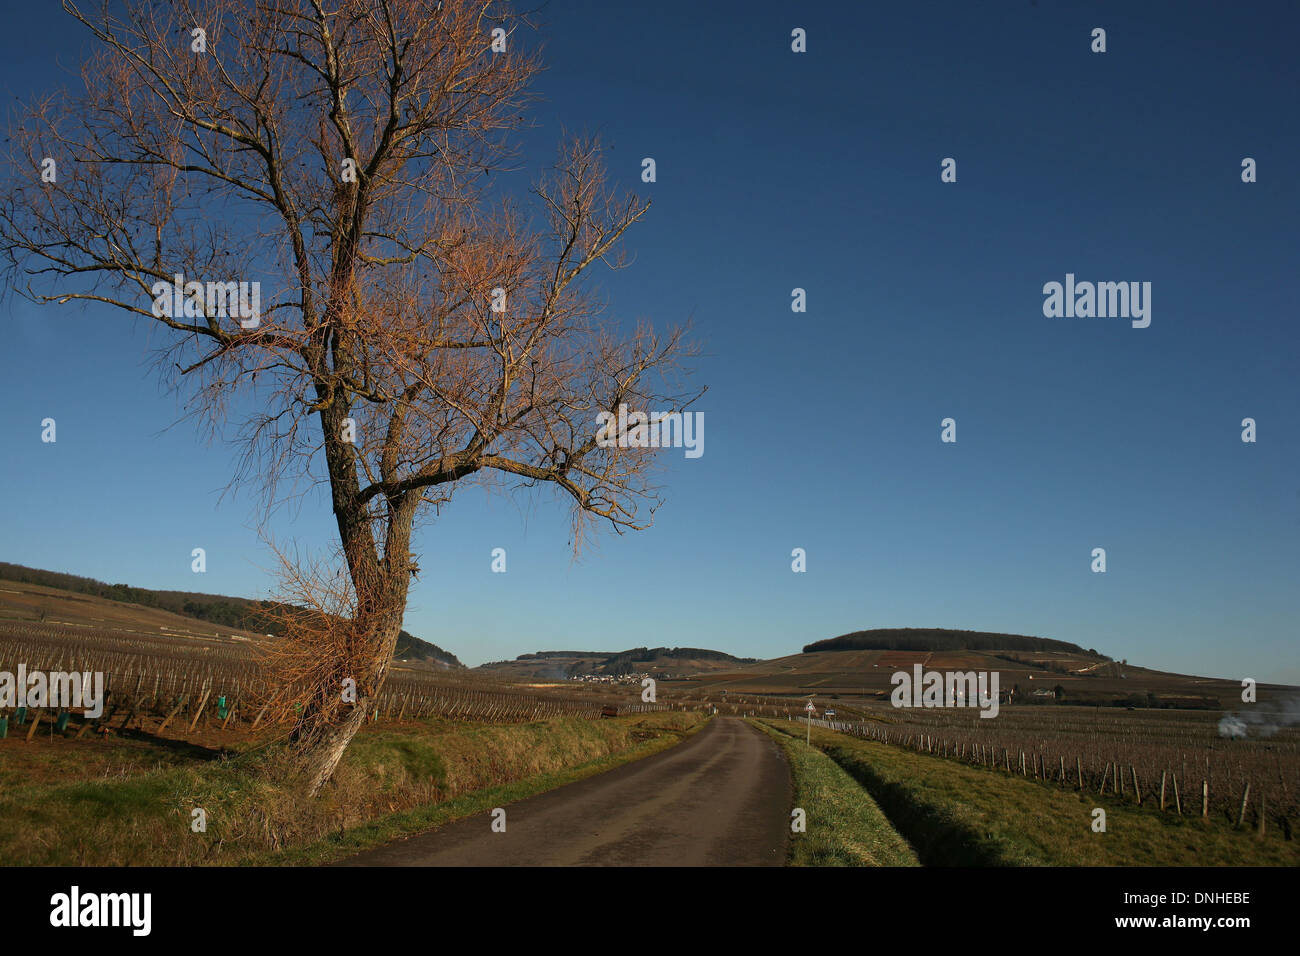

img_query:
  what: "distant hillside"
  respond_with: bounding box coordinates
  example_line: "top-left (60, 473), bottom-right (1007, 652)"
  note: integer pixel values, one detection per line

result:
top-left (0, 562), bottom-right (463, 669)
top-left (601, 647), bottom-right (756, 672)
top-left (392, 630), bottom-right (462, 668)
top-left (804, 628), bottom-right (1106, 658)
top-left (480, 646), bottom-right (756, 680)
top-left (672, 643), bottom-right (1273, 710)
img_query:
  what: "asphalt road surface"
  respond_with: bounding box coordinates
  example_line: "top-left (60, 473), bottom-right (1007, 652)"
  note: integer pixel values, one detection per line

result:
top-left (337, 717), bottom-right (792, 866)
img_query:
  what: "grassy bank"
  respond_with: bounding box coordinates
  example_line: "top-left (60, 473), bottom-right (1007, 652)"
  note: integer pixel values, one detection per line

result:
top-left (0, 712), bottom-right (704, 866)
top-left (758, 720), bottom-right (1299, 866)
top-left (750, 720), bottom-right (918, 866)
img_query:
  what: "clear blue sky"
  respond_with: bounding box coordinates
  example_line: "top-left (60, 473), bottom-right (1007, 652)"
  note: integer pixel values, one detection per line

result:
top-left (1, 1), bottom-right (1296, 680)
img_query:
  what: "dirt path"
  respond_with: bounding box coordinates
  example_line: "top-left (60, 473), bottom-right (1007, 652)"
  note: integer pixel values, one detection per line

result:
top-left (336, 717), bottom-right (792, 866)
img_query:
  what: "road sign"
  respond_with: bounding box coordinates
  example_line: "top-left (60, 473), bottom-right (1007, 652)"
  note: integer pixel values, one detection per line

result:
top-left (804, 700), bottom-right (815, 746)
top-left (804, 701), bottom-right (815, 713)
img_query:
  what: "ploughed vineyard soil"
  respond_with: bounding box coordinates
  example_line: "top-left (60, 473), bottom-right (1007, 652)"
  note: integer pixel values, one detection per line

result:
top-left (337, 717), bottom-right (792, 866)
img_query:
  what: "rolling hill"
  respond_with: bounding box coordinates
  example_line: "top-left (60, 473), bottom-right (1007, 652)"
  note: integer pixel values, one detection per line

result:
top-left (0, 562), bottom-right (463, 669)
top-left (478, 647), bottom-right (757, 681)
top-left (803, 627), bottom-right (1105, 657)
top-left (5, 564), bottom-right (1285, 708)
top-left (659, 641), bottom-right (1279, 710)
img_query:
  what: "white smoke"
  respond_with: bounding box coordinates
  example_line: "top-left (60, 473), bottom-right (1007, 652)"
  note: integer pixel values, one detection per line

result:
top-left (1218, 694), bottom-right (1300, 739)
top-left (1217, 715), bottom-right (1248, 739)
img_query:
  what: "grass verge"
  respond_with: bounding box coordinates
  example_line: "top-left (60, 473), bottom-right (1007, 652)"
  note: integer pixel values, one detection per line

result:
top-left (0, 712), bottom-right (704, 865)
top-left (750, 719), bottom-right (918, 866)
top-left (758, 719), bottom-right (1300, 866)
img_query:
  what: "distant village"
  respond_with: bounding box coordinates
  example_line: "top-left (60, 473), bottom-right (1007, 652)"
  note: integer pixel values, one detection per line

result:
top-left (569, 672), bottom-right (667, 685)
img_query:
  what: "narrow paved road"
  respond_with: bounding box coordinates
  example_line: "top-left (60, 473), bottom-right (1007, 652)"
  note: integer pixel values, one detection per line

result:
top-left (337, 717), bottom-right (791, 866)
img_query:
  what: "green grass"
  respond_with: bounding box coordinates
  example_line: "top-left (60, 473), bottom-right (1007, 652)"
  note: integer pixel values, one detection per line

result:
top-left (758, 720), bottom-right (1300, 866)
top-left (751, 720), bottom-right (918, 867)
top-left (0, 712), bottom-right (705, 866)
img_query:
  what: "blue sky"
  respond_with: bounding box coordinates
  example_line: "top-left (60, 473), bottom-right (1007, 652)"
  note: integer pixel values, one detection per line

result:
top-left (1, 1), bottom-right (1297, 680)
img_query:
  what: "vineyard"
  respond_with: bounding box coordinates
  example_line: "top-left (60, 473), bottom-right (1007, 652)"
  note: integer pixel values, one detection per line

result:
top-left (0, 621), bottom-right (668, 740)
top-left (797, 702), bottom-right (1300, 834)
top-left (5, 615), bottom-right (1297, 841)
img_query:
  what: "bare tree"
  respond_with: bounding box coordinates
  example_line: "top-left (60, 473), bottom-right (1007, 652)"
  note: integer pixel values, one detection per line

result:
top-left (0, 0), bottom-right (697, 794)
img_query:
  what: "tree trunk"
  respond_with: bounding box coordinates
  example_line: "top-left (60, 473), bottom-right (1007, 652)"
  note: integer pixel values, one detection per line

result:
top-left (285, 358), bottom-right (420, 796)
top-left (301, 699), bottom-right (371, 797)
top-left (287, 474), bottom-right (417, 796)
top-left (294, 608), bottom-right (407, 796)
